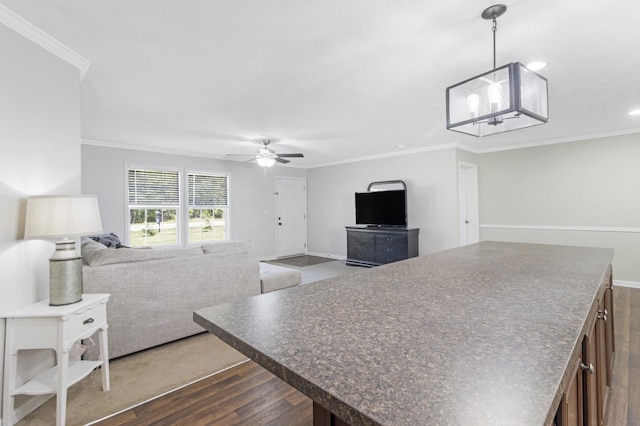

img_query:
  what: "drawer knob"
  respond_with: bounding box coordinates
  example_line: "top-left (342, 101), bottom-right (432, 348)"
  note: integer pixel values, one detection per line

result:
top-left (598, 309), bottom-right (608, 322)
top-left (83, 318), bottom-right (95, 325)
top-left (581, 362), bottom-right (595, 374)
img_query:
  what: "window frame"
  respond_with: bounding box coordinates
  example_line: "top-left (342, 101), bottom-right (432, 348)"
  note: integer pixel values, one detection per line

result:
top-left (185, 170), bottom-right (230, 246)
top-left (126, 165), bottom-right (181, 248)
top-left (124, 164), bottom-right (230, 248)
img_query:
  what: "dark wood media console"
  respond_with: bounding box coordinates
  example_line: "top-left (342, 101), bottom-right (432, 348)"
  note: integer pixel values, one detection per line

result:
top-left (345, 226), bottom-right (419, 267)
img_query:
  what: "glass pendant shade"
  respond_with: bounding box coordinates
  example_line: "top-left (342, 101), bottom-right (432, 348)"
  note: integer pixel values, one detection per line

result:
top-left (446, 62), bottom-right (548, 137)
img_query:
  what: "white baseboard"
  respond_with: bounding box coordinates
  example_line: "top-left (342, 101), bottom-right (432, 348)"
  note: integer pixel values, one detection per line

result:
top-left (614, 279), bottom-right (640, 289)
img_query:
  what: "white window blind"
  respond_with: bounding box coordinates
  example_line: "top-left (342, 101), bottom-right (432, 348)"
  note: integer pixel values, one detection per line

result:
top-left (187, 173), bottom-right (228, 206)
top-left (128, 169), bottom-right (180, 205)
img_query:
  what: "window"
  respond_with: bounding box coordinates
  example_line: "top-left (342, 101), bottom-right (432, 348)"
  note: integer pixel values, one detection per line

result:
top-left (126, 167), bottom-right (229, 247)
top-left (128, 168), bottom-right (180, 247)
top-left (187, 172), bottom-right (228, 243)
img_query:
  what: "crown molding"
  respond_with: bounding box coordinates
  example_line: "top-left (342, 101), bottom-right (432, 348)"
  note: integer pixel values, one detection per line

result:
top-left (0, 3), bottom-right (90, 79)
top-left (311, 142), bottom-right (475, 168)
top-left (82, 138), bottom-right (228, 160)
top-left (83, 137), bottom-right (477, 170)
top-left (81, 137), bottom-right (308, 169)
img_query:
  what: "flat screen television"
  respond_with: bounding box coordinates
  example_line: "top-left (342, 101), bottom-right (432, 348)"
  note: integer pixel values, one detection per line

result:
top-left (355, 189), bottom-right (407, 227)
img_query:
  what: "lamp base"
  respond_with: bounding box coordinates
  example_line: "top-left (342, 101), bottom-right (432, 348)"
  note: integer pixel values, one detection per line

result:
top-left (49, 240), bottom-right (83, 306)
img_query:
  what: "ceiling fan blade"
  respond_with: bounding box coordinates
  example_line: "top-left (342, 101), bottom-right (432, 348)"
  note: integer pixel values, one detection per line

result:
top-left (277, 153), bottom-right (304, 158)
top-left (226, 153), bottom-right (255, 157)
top-left (275, 157), bottom-right (290, 164)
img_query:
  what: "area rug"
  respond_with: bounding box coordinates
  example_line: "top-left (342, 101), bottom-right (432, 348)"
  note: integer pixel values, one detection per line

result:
top-left (17, 333), bottom-right (247, 426)
top-left (269, 255), bottom-right (335, 267)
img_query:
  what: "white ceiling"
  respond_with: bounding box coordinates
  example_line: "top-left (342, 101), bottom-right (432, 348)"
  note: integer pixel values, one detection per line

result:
top-left (4, 0), bottom-right (640, 167)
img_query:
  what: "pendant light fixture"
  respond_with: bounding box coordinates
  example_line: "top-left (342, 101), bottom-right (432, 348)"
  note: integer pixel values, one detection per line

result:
top-left (446, 4), bottom-right (548, 137)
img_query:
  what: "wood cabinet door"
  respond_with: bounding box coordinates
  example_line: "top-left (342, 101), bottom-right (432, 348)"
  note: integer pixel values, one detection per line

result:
top-left (596, 297), bottom-right (610, 425)
top-left (604, 273), bottom-right (615, 385)
top-left (556, 357), bottom-right (583, 426)
top-left (583, 317), bottom-right (599, 426)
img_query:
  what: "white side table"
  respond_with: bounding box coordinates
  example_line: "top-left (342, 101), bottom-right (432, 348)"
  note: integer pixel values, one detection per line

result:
top-left (2, 293), bottom-right (110, 426)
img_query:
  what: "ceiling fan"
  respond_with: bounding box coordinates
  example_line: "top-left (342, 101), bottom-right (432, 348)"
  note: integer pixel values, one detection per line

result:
top-left (226, 139), bottom-right (304, 167)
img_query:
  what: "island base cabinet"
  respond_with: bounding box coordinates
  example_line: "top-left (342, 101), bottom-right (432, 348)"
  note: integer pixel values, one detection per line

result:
top-left (555, 266), bottom-right (613, 426)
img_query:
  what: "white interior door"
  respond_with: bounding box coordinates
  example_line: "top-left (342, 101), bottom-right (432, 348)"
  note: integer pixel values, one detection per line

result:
top-left (459, 163), bottom-right (479, 246)
top-left (276, 177), bottom-right (307, 257)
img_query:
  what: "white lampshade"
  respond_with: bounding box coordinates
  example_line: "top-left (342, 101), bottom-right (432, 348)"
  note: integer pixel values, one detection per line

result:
top-left (24, 195), bottom-right (104, 306)
top-left (25, 195), bottom-right (103, 239)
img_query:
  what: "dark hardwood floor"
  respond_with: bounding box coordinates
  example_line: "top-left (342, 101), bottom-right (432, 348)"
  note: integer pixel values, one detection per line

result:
top-left (607, 285), bottom-right (640, 425)
top-left (92, 361), bottom-right (312, 426)
top-left (93, 286), bottom-right (640, 426)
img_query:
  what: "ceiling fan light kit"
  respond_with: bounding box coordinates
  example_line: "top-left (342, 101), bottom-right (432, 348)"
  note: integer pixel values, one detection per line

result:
top-left (256, 148), bottom-right (277, 167)
top-left (226, 139), bottom-right (304, 167)
top-left (446, 4), bottom-right (549, 137)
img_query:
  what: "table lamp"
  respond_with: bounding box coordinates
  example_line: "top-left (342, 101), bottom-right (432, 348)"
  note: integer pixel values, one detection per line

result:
top-left (24, 195), bottom-right (103, 306)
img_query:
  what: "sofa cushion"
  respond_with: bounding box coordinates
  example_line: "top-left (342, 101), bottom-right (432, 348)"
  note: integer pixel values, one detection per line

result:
top-left (202, 240), bottom-right (252, 255)
top-left (259, 262), bottom-right (301, 293)
top-left (80, 239), bottom-right (108, 261)
top-left (82, 245), bottom-right (203, 266)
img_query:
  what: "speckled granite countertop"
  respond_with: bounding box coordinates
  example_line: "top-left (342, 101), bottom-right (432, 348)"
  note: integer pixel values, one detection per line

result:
top-left (194, 242), bottom-right (614, 425)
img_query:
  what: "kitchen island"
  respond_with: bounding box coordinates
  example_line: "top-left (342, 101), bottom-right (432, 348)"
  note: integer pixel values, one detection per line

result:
top-left (194, 242), bottom-right (614, 425)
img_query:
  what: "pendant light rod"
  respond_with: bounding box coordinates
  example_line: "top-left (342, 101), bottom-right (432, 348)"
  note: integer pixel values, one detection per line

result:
top-left (482, 4), bottom-right (507, 71)
top-left (492, 17), bottom-right (497, 69)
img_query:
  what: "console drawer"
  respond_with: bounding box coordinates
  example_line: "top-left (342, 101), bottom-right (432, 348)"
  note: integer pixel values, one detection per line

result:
top-left (68, 303), bottom-right (106, 339)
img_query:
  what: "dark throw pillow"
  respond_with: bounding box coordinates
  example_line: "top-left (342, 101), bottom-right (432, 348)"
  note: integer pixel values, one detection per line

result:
top-left (87, 232), bottom-right (126, 248)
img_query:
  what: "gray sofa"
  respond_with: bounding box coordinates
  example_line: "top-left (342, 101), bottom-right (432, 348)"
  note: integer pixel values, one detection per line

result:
top-left (80, 238), bottom-right (260, 359)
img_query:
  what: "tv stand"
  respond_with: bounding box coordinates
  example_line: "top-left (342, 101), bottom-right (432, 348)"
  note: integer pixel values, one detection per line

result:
top-left (346, 226), bottom-right (419, 267)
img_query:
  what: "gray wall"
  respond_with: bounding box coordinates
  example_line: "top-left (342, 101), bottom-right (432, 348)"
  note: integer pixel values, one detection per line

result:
top-left (81, 144), bottom-right (306, 258)
top-left (478, 134), bottom-right (640, 282)
top-left (0, 23), bottom-right (82, 421)
top-left (307, 148), bottom-right (463, 258)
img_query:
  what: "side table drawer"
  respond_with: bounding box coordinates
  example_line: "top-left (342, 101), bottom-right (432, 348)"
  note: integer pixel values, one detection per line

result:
top-left (68, 303), bottom-right (106, 339)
